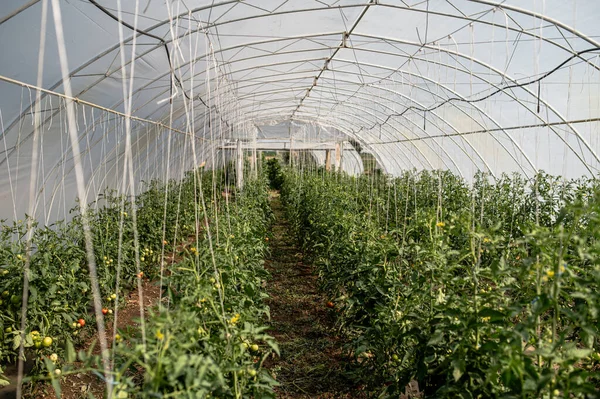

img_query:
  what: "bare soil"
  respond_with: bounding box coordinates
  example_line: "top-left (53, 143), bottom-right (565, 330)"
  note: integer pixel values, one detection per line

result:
top-left (264, 192), bottom-right (366, 399)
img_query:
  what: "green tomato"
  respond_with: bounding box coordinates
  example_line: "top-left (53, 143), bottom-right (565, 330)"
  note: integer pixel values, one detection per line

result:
top-left (247, 368), bottom-right (257, 377)
top-left (4, 327), bottom-right (12, 333)
top-left (250, 344), bottom-right (259, 352)
top-left (10, 295), bottom-right (20, 306)
top-left (1, 291), bottom-right (9, 298)
top-left (42, 337), bottom-right (53, 347)
top-left (34, 341), bottom-right (42, 349)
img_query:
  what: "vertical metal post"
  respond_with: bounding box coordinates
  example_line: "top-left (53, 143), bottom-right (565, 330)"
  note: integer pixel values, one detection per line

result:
top-left (251, 132), bottom-right (257, 178)
top-left (325, 149), bottom-right (331, 171)
top-left (236, 139), bottom-right (244, 190)
top-left (334, 142), bottom-right (342, 171)
top-left (289, 135), bottom-right (294, 167)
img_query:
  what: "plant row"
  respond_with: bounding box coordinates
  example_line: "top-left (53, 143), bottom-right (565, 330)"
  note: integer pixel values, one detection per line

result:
top-left (0, 166), bottom-right (279, 398)
top-left (280, 166), bottom-right (600, 398)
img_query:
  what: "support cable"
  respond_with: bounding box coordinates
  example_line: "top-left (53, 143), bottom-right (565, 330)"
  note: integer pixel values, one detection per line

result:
top-left (369, 117), bottom-right (600, 144)
top-left (357, 46), bottom-right (600, 132)
top-left (88, 0), bottom-right (231, 129)
top-left (0, 73), bottom-right (202, 138)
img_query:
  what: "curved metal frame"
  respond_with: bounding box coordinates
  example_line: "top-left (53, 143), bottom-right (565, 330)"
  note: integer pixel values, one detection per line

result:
top-left (1, 0), bottom-right (599, 180)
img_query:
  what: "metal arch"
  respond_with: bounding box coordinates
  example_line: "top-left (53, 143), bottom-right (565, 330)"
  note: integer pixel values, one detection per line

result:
top-left (253, 113), bottom-right (400, 175)
top-left (3, 5), bottom-right (598, 176)
top-left (79, 57), bottom-right (517, 181)
top-left (350, 34), bottom-right (600, 173)
top-left (246, 102), bottom-right (440, 173)
top-left (189, 42), bottom-right (578, 176)
top-left (275, 94), bottom-right (466, 175)
top-left (230, 92), bottom-right (463, 175)
top-left (75, 40), bottom-right (569, 177)
top-left (204, 50), bottom-right (562, 178)
top-left (220, 84), bottom-right (481, 177)
top-left (171, 36), bottom-right (600, 175)
top-left (57, 47), bottom-right (502, 180)
top-left (6, 0), bottom-right (597, 136)
top-left (128, 54), bottom-right (520, 179)
top-left (228, 114), bottom-right (394, 175)
top-left (243, 105), bottom-right (416, 174)
top-left (199, 64), bottom-right (528, 178)
top-left (248, 111), bottom-right (407, 175)
top-left (241, 103), bottom-right (436, 172)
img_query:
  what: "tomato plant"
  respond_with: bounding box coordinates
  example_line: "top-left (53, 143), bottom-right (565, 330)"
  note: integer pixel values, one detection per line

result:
top-left (0, 166), bottom-right (279, 397)
top-left (280, 168), bottom-right (600, 398)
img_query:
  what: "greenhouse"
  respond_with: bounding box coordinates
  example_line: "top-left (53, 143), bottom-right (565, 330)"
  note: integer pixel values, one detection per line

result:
top-left (0, 0), bottom-right (599, 397)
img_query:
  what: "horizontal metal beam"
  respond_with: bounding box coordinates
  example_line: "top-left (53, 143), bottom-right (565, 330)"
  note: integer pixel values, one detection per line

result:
top-left (219, 140), bottom-right (337, 151)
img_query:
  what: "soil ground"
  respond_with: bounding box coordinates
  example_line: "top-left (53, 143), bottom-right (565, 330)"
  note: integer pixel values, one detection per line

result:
top-left (264, 192), bottom-right (366, 399)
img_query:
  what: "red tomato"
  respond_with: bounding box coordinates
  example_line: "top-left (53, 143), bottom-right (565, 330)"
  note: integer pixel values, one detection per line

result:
top-left (78, 319), bottom-right (85, 327)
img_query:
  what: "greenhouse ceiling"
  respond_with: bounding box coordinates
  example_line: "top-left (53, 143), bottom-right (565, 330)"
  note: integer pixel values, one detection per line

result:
top-left (0, 0), bottom-right (599, 221)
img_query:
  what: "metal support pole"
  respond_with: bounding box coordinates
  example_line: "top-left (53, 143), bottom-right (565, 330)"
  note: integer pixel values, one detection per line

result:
top-left (289, 134), bottom-right (294, 167)
top-left (236, 139), bottom-right (244, 190)
top-left (251, 133), bottom-right (257, 178)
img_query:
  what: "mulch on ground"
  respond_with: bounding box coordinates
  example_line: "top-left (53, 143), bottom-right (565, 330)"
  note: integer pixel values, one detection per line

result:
top-left (264, 192), bottom-right (366, 399)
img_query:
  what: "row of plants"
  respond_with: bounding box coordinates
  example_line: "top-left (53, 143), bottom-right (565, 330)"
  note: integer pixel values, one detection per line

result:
top-left (1, 165), bottom-right (279, 397)
top-left (280, 165), bottom-right (600, 398)
top-left (104, 172), bottom-right (279, 398)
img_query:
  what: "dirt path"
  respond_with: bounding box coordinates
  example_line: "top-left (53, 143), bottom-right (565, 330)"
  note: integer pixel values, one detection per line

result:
top-left (264, 192), bottom-right (364, 399)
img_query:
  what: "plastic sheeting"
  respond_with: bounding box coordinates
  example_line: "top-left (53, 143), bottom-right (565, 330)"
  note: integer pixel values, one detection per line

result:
top-left (0, 0), bottom-right (599, 222)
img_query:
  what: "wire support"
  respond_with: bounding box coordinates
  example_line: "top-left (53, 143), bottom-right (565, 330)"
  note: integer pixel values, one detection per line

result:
top-left (368, 117), bottom-right (600, 144)
top-left (0, 73), bottom-right (201, 138)
top-left (355, 46), bottom-right (600, 133)
top-left (88, 0), bottom-right (231, 129)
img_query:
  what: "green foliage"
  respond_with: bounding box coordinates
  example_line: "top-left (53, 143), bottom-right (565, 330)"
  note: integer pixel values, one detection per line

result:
top-left (111, 173), bottom-right (278, 398)
top-left (280, 168), bottom-right (600, 398)
top-left (0, 168), bottom-right (278, 397)
top-left (265, 158), bottom-right (284, 190)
